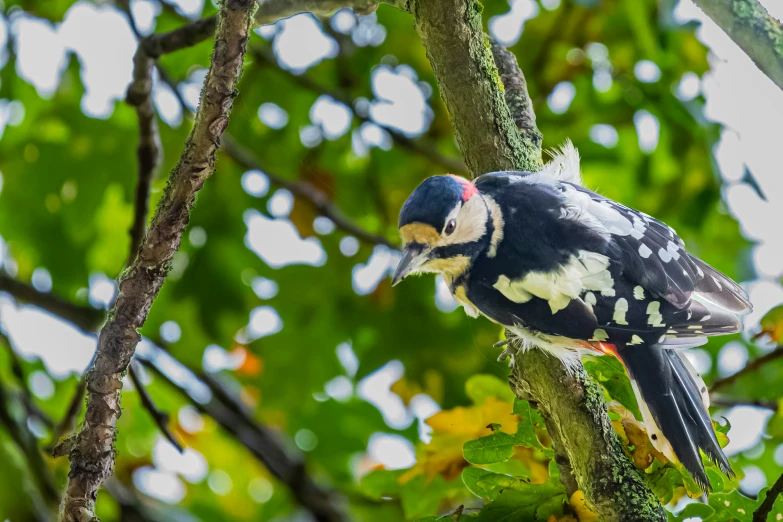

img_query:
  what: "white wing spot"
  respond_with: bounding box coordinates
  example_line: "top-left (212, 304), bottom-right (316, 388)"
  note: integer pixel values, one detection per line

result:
top-left (712, 275), bottom-right (723, 290)
top-left (584, 292), bottom-right (597, 306)
top-left (701, 314), bottom-right (711, 322)
top-left (659, 335), bottom-right (666, 343)
top-left (666, 241), bottom-right (681, 260)
top-left (630, 335), bottom-right (644, 345)
top-left (658, 247), bottom-right (673, 263)
top-left (633, 286), bottom-right (645, 300)
top-left (639, 244), bottom-right (652, 258)
top-left (646, 301), bottom-right (664, 327)
top-left (630, 217), bottom-right (646, 240)
top-left (591, 329), bottom-right (609, 341)
top-left (613, 298), bottom-right (629, 325)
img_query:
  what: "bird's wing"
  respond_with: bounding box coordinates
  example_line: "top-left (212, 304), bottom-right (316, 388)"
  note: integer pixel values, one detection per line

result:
top-left (563, 183), bottom-right (751, 314)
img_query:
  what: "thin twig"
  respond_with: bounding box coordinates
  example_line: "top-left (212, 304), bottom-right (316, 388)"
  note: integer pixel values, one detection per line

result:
top-left (222, 135), bottom-right (398, 248)
top-left (49, 377), bottom-right (88, 452)
top-left (0, 329), bottom-right (55, 429)
top-left (153, 59), bottom-right (396, 248)
top-left (250, 47), bottom-right (468, 174)
top-left (0, 273), bottom-right (105, 333)
top-left (754, 472), bottom-right (783, 522)
top-left (711, 395), bottom-right (778, 411)
top-left (710, 346), bottom-right (783, 393)
top-left (56, 2), bottom-right (257, 519)
top-left (125, 35), bottom-right (163, 265)
top-left (128, 361), bottom-right (183, 452)
top-left (138, 355), bottom-right (346, 521)
top-left (0, 380), bottom-right (60, 514)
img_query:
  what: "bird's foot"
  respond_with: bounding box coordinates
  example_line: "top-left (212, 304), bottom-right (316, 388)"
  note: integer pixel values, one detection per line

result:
top-left (495, 339), bottom-right (518, 366)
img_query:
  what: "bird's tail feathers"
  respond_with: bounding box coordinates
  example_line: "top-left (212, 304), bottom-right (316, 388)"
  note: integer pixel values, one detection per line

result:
top-left (618, 344), bottom-right (732, 491)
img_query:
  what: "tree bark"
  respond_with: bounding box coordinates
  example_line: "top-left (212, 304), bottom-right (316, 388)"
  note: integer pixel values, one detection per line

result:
top-left (692, 0), bottom-right (783, 92)
top-left (400, 0), bottom-right (666, 519)
top-left (404, 0), bottom-right (542, 176)
top-left (55, 1), bottom-right (257, 520)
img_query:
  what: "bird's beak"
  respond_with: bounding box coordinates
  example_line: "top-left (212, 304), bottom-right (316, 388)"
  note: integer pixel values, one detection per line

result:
top-left (392, 244), bottom-right (428, 286)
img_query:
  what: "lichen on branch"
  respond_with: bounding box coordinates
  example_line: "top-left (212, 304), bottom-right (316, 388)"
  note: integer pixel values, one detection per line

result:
top-left (55, 1), bottom-right (257, 520)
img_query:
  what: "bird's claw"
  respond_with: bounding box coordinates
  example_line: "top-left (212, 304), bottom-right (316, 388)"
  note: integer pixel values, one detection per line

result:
top-left (495, 340), bottom-right (518, 366)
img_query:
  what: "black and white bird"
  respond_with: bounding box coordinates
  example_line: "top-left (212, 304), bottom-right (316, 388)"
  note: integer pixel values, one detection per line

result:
top-left (392, 142), bottom-right (751, 489)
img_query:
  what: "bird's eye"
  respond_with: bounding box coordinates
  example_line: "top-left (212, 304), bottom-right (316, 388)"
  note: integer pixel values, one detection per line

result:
top-left (444, 219), bottom-right (457, 235)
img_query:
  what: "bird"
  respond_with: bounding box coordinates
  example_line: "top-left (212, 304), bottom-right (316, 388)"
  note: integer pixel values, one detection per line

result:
top-left (392, 142), bottom-right (751, 490)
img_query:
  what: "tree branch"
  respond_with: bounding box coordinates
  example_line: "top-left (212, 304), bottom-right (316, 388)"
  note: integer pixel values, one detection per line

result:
top-left (55, 2), bottom-right (257, 520)
top-left (710, 345), bottom-right (783, 393)
top-left (754, 472), bottom-right (783, 522)
top-left (692, 0), bottom-right (783, 92)
top-left (250, 47), bottom-right (468, 174)
top-left (404, 0), bottom-right (541, 176)
top-left (0, 379), bottom-right (60, 515)
top-left (487, 37), bottom-right (542, 151)
top-left (126, 43), bottom-right (163, 265)
top-left (399, 0), bottom-right (665, 519)
top-left (0, 273), bottom-right (105, 333)
top-left (140, 0), bottom-right (385, 61)
top-left (221, 135), bottom-right (398, 248)
top-left (128, 361), bottom-right (183, 453)
top-left (137, 355), bottom-right (346, 521)
top-left (711, 395), bottom-right (778, 411)
top-left (510, 352), bottom-right (664, 521)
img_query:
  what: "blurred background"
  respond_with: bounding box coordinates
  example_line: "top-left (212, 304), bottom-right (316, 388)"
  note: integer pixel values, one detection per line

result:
top-left (0, 0), bottom-right (782, 520)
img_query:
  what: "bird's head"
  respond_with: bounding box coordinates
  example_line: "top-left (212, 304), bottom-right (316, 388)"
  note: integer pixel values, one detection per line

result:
top-left (393, 175), bottom-right (490, 286)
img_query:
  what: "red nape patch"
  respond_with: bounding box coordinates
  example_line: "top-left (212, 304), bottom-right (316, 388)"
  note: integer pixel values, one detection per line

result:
top-left (448, 174), bottom-right (478, 201)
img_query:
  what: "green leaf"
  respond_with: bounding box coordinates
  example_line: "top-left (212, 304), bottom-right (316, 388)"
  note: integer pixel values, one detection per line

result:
top-left (463, 432), bottom-right (519, 465)
top-left (668, 503), bottom-right (714, 522)
top-left (465, 374), bottom-right (515, 405)
top-left (584, 355), bottom-right (641, 420)
top-left (708, 489), bottom-right (757, 522)
top-left (462, 467), bottom-right (494, 499)
top-left (511, 400), bottom-right (543, 449)
top-left (473, 480), bottom-right (566, 522)
top-left (650, 466), bottom-right (682, 505)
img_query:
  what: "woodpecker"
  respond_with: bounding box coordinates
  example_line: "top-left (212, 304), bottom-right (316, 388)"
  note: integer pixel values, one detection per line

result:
top-left (392, 142), bottom-right (751, 490)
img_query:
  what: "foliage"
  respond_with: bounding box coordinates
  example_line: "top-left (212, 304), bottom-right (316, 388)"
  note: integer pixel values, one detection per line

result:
top-left (0, 0), bottom-right (779, 520)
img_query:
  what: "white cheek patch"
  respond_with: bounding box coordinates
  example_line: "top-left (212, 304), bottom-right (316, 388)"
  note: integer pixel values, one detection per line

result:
top-left (444, 196), bottom-right (487, 246)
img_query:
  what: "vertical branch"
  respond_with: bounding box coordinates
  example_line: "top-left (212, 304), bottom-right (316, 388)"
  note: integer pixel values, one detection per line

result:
top-left (488, 37), bottom-right (543, 152)
top-left (406, 0), bottom-right (541, 176)
top-left (125, 47), bottom-right (161, 264)
top-left (55, 1), bottom-right (257, 520)
top-left (400, 1), bottom-right (665, 519)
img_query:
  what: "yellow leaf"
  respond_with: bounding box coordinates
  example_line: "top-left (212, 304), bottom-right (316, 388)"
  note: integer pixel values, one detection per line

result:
top-left (391, 376), bottom-right (423, 406)
top-left (569, 490), bottom-right (599, 522)
top-left (402, 398), bottom-right (518, 482)
top-left (513, 446), bottom-right (550, 484)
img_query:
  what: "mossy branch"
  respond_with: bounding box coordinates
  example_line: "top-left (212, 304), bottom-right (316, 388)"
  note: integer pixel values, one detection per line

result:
top-left (398, 0), bottom-right (666, 519)
top-left (692, 0), bottom-right (783, 91)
